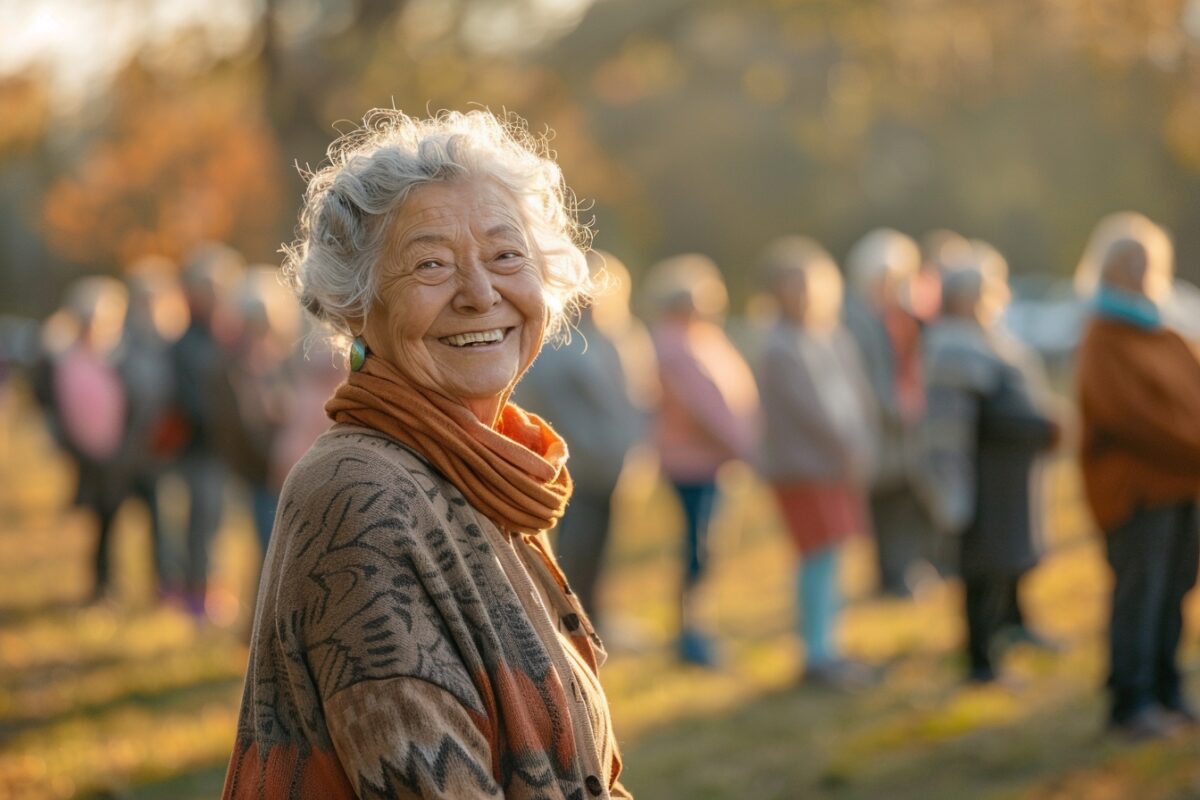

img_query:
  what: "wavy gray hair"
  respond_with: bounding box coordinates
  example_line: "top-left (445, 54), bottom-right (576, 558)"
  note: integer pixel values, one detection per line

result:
top-left (283, 109), bottom-right (593, 343)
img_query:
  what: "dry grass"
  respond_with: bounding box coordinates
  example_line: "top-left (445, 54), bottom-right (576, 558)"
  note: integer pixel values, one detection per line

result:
top-left (0, 382), bottom-right (1198, 799)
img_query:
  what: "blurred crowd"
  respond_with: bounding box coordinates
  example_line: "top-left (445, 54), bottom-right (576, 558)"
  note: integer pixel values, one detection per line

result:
top-left (519, 211), bottom-right (1200, 739)
top-left (4, 210), bottom-right (1200, 740)
top-left (13, 244), bottom-right (345, 626)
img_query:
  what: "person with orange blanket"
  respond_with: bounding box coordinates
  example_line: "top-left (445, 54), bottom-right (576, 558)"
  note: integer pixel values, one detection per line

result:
top-left (1076, 224), bottom-right (1200, 741)
top-left (223, 110), bottom-right (630, 799)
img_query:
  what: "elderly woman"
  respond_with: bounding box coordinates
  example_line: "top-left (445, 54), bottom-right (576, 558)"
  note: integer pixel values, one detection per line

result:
top-left (646, 254), bottom-right (759, 666)
top-left (223, 110), bottom-right (630, 799)
top-left (121, 261), bottom-right (186, 597)
top-left (754, 237), bottom-right (876, 688)
top-left (170, 243), bottom-right (243, 617)
top-left (37, 277), bottom-right (130, 603)
top-left (920, 253), bottom-right (1059, 684)
top-left (1076, 226), bottom-right (1200, 739)
top-left (843, 228), bottom-right (939, 597)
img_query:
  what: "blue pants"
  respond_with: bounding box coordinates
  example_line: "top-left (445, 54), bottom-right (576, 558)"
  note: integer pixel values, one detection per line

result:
top-left (798, 547), bottom-right (841, 666)
top-left (672, 481), bottom-right (718, 587)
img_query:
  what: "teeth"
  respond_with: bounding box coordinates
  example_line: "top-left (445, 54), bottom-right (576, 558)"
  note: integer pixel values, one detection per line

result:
top-left (441, 329), bottom-right (505, 347)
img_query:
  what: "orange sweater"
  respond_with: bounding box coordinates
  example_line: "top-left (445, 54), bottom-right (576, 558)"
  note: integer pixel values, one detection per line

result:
top-left (1076, 317), bottom-right (1200, 530)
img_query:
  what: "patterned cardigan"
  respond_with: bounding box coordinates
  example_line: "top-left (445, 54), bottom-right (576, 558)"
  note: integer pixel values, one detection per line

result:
top-left (222, 424), bottom-right (630, 799)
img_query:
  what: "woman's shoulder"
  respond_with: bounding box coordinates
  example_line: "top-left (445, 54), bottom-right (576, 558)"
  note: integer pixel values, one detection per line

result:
top-left (278, 423), bottom-right (465, 539)
top-left (288, 423), bottom-right (431, 478)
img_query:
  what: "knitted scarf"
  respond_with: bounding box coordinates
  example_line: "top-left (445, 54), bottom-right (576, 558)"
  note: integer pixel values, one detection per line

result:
top-left (325, 355), bottom-right (572, 534)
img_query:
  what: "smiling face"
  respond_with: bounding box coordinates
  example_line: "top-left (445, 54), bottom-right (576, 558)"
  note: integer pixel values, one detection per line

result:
top-left (361, 178), bottom-right (548, 424)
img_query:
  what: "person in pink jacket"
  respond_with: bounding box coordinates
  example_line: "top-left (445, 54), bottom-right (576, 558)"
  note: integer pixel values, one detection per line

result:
top-left (647, 254), bottom-right (759, 666)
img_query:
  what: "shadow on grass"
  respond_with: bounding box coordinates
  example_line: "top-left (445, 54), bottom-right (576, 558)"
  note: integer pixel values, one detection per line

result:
top-left (75, 760), bottom-right (229, 800)
top-left (618, 659), bottom-right (1200, 800)
top-left (0, 674), bottom-right (243, 739)
top-left (0, 595), bottom-right (91, 625)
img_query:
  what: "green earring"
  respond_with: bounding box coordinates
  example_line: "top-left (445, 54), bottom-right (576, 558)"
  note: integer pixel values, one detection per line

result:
top-left (349, 338), bottom-right (368, 372)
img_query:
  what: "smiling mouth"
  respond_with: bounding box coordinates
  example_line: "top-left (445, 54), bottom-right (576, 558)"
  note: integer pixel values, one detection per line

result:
top-left (438, 327), bottom-right (512, 347)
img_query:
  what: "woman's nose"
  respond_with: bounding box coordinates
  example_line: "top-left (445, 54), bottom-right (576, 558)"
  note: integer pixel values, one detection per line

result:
top-left (452, 258), bottom-right (501, 312)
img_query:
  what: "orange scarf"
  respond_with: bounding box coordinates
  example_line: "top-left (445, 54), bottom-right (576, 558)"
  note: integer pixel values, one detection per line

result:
top-left (325, 355), bottom-right (572, 534)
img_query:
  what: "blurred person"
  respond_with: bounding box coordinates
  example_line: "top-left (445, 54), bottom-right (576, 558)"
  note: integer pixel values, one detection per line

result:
top-left (169, 242), bottom-right (243, 617)
top-left (224, 109), bottom-right (630, 799)
top-left (590, 252), bottom-right (660, 416)
top-left (967, 239), bottom-right (1068, 649)
top-left (754, 237), bottom-right (877, 689)
top-left (515, 249), bottom-right (646, 629)
top-left (41, 277), bottom-right (130, 602)
top-left (120, 259), bottom-right (186, 595)
top-left (843, 228), bottom-right (939, 597)
top-left (1074, 211), bottom-right (1200, 341)
top-left (267, 323), bottom-right (346, 497)
top-left (213, 266), bottom-right (298, 562)
top-left (920, 252), bottom-right (1060, 685)
top-left (921, 229), bottom-right (974, 272)
top-left (1076, 232), bottom-right (1200, 740)
top-left (646, 253), bottom-right (759, 667)
top-left (914, 228), bottom-right (974, 323)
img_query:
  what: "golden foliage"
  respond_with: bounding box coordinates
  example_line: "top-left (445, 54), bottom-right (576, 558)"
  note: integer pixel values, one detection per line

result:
top-left (41, 68), bottom-right (284, 270)
top-left (0, 76), bottom-right (50, 157)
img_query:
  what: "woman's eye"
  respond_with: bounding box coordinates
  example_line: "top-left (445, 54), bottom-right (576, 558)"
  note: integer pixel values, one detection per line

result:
top-left (495, 251), bottom-right (527, 266)
top-left (416, 260), bottom-right (443, 270)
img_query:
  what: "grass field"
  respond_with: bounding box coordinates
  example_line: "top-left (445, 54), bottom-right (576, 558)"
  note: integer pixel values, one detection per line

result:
top-left (0, 381), bottom-right (1198, 800)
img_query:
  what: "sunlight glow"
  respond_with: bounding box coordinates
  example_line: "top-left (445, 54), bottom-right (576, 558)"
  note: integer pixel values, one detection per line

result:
top-left (1, 0), bottom-right (259, 106)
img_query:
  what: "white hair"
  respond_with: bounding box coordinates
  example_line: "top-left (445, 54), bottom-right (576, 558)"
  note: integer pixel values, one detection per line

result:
top-left (845, 228), bottom-right (920, 297)
top-left (760, 236), bottom-right (844, 330)
top-left (643, 253), bottom-right (729, 320)
top-left (284, 108), bottom-right (593, 343)
top-left (939, 240), bottom-right (1012, 318)
top-left (1075, 211), bottom-right (1174, 301)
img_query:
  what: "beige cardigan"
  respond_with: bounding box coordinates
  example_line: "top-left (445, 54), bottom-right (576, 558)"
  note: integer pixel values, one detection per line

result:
top-left (223, 424), bottom-right (630, 799)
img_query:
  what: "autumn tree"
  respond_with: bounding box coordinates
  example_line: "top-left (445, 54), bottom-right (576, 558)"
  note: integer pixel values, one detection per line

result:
top-left (41, 64), bottom-right (284, 271)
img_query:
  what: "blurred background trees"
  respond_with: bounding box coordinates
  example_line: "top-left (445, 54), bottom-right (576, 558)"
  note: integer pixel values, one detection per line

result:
top-left (5, 0), bottom-right (1200, 313)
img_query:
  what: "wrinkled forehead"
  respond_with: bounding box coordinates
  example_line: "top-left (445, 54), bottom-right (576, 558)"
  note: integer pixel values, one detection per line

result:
top-left (389, 178), bottom-right (531, 247)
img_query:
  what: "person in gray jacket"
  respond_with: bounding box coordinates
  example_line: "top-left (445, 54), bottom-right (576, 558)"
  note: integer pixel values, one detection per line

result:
top-left (844, 229), bottom-right (939, 597)
top-left (920, 256), bottom-right (1060, 683)
top-left (754, 237), bottom-right (878, 688)
top-left (516, 250), bottom-right (647, 627)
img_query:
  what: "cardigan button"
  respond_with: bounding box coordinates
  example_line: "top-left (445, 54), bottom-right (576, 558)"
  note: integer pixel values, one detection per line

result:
top-left (585, 775), bottom-right (604, 796)
top-left (563, 613), bottom-right (581, 632)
